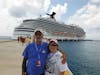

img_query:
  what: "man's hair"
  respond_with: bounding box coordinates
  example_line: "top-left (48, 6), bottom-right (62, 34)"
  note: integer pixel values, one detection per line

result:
top-left (34, 30), bottom-right (43, 35)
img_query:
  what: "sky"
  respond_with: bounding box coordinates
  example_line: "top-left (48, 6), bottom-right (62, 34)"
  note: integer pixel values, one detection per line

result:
top-left (0, 0), bottom-right (100, 40)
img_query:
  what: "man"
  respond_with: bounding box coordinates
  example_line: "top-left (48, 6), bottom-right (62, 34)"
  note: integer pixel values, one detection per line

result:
top-left (22, 30), bottom-right (66, 75)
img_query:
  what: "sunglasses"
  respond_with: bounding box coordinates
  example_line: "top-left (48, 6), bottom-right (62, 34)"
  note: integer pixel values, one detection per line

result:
top-left (49, 44), bottom-right (58, 46)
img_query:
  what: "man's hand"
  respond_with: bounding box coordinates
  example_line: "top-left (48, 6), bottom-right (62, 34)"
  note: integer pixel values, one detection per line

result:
top-left (22, 58), bottom-right (27, 75)
top-left (61, 53), bottom-right (67, 64)
top-left (22, 72), bottom-right (26, 75)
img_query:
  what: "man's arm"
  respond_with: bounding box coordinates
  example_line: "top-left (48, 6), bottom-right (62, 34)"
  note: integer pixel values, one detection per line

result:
top-left (22, 58), bottom-right (27, 75)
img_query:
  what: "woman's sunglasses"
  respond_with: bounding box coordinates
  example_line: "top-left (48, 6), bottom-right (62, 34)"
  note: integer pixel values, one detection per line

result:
top-left (49, 44), bottom-right (58, 46)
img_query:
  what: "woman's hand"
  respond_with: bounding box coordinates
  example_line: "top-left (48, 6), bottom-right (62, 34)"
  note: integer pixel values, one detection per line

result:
top-left (57, 49), bottom-right (67, 64)
top-left (61, 53), bottom-right (67, 64)
top-left (60, 71), bottom-right (65, 75)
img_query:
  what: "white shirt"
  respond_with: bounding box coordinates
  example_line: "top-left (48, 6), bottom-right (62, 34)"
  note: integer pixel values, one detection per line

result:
top-left (45, 51), bottom-right (73, 75)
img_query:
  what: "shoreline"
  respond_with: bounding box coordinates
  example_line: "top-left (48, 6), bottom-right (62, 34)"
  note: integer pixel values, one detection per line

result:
top-left (0, 40), bottom-right (16, 43)
top-left (0, 39), bottom-right (100, 43)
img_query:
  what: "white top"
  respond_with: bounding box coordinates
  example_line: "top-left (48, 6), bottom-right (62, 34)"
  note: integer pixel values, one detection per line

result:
top-left (45, 51), bottom-right (73, 75)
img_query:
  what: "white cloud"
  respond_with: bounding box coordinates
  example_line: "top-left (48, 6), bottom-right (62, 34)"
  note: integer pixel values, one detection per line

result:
top-left (49, 3), bottom-right (68, 21)
top-left (67, 3), bottom-right (100, 29)
top-left (0, 9), bottom-right (20, 36)
top-left (1, 0), bottom-right (52, 18)
top-left (7, 0), bottom-right (43, 17)
top-left (0, 0), bottom-right (6, 10)
top-left (90, 0), bottom-right (100, 3)
top-left (67, 3), bottom-right (100, 39)
top-left (43, 0), bottom-right (51, 12)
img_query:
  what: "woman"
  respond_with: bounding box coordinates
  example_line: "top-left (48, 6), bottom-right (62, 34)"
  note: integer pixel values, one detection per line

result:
top-left (45, 39), bottom-right (73, 75)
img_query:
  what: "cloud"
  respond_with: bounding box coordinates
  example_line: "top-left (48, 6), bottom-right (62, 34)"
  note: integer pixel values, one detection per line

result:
top-left (43, 0), bottom-right (51, 12)
top-left (90, 0), bottom-right (100, 3)
top-left (67, 3), bottom-right (100, 30)
top-left (9, 6), bottom-right (27, 18)
top-left (0, 0), bottom-right (6, 10)
top-left (10, 0), bottom-right (52, 18)
top-left (7, 0), bottom-right (43, 18)
top-left (0, 0), bottom-right (51, 19)
top-left (0, 9), bottom-right (20, 36)
top-left (49, 3), bottom-right (68, 21)
top-left (67, 2), bottom-right (100, 39)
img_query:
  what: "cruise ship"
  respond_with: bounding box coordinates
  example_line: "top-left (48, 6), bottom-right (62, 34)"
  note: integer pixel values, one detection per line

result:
top-left (13, 17), bottom-right (85, 40)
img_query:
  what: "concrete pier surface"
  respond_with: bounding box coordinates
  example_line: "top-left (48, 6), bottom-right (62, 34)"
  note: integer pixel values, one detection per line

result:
top-left (0, 41), bottom-right (25, 75)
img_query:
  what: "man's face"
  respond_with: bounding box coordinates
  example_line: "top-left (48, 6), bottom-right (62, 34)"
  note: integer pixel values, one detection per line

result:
top-left (34, 33), bottom-right (43, 41)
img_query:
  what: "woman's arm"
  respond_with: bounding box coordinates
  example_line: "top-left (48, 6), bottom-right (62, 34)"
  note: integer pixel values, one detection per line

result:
top-left (58, 49), bottom-right (67, 64)
top-left (61, 52), bottom-right (67, 64)
top-left (22, 58), bottom-right (27, 75)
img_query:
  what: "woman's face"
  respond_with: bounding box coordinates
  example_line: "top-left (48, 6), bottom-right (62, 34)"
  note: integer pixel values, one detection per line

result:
top-left (49, 42), bottom-right (58, 52)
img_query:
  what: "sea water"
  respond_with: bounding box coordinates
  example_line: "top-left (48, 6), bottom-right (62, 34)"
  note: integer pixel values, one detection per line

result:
top-left (59, 41), bottom-right (100, 75)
